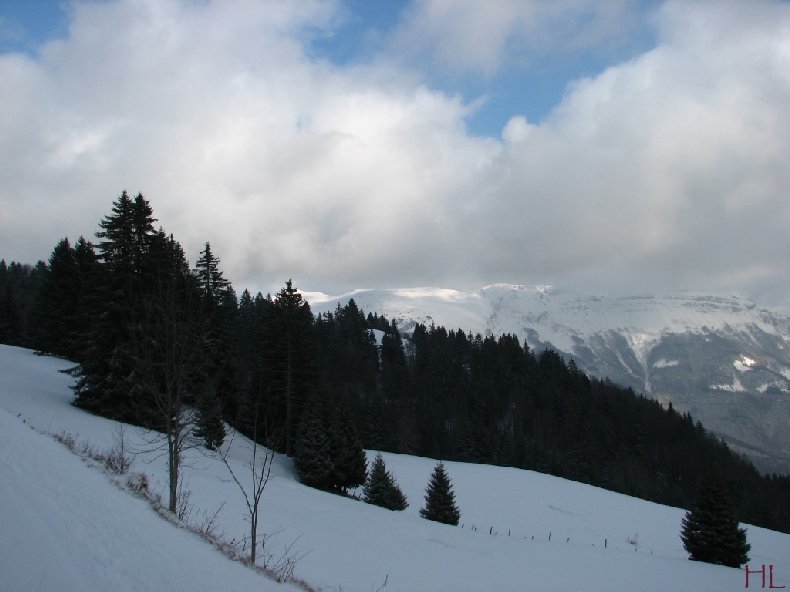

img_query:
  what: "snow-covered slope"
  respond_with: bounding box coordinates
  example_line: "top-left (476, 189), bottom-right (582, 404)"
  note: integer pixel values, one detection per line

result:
top-left (311, 285), bottom-right (790, 474)
top-left (2, 344), bottom-right (790, 592)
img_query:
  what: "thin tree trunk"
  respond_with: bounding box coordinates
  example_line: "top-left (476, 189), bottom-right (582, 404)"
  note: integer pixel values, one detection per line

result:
top-left (285, 333), bottom-right (293, 456)
top-left (168, 427), bottom-right (178, 513)
top-left (250, 510), bottom-right (258, 563)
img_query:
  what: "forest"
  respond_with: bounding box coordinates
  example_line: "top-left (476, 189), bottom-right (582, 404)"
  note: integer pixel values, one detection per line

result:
top-left (2, 191), bottom-right (789, 534)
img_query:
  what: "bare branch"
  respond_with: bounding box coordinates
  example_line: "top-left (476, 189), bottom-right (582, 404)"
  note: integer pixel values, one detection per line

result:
top-left (215, 422), bottom-right (276, 565)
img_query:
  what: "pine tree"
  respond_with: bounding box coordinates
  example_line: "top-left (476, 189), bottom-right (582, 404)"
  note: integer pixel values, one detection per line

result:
top-left (37, 238), bottom-right (79, 358)
top-left (73, 192), bottom-right (155, 418)
top-left (419, 461), bottom-right (460, 525)
top-left (381, 319), bottom-right (407, 402)
top-left (294, 396), bottom-right (334, 489)
top-left (0, 282), bottom-right (21, 345)
top-left (261, 279), bottom-right (316, 456)
top-left (681, 476), bottom-right (750, 567)
top-left (68, 237), bottom-right (100, 360)
top-left (72, 192), bottom-right (169, 422)
top-left (330, 406), bottom-right (367, 492)
top-left (194, 242), bottom-right (230, 305)
top-left (193, 395), bottom-right (226, 451)
top-left (364, 453), bottom-right (407, 511)
top-left (192, 242), bottom-right (233, 449)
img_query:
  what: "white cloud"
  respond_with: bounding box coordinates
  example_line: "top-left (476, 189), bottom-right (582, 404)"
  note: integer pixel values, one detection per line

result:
top-left (1, 0), bottom-right (790, 305)
top-left (387, 0), bottom-right (648, 76)
top-left (454, 0), bottom-right (790, 298)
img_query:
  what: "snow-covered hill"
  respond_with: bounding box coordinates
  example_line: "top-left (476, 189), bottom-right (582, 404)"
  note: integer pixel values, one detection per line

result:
top-left (3, 344), bottom-right (790, 591)
top-left (310, 285), bottom-right (790, 474)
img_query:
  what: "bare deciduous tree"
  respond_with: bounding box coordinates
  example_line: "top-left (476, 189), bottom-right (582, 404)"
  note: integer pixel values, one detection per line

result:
top-left (217, 419), bottom-right (275, 565)
top-left (129, 272), bottom-right (206, 514)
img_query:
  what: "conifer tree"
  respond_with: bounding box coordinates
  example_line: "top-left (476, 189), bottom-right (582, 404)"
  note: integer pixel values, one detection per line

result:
top-left (381, 319), bottom-right (407, 402)
top-left (68, 237), bottom-right (99, 359)
top-left (0, 282), bottom-right (21, 345)
top-left (420, 461), bottom-right (460, 525)
top-left (330, 406), bottom-right (367, 492)
top-left (234, 289), bottom-right (259, 424)
top-left (294, 395), bottom-right (334, 489)
top-left (192, 242), bottom-right (233, 449)
top-left (262, 279), bottom-right (316, 455)
top-left (364, 453), bottom-right (407, 511)
top-left (36, 237), bottom-right (95, 361)
top-left (37, 238), bottom-right (79, 358)
top-left (681, 475), bottom-right (750, 567)
top-left (72, 192), bottom-right (157, 419)
top-left (193, 395), bottom-right (226, 451)
top-left (194, 242), bottom-right (229, 304)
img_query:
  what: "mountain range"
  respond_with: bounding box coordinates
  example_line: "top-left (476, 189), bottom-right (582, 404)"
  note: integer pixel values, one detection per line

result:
top-left (311, 284), bottom-right (790, 475)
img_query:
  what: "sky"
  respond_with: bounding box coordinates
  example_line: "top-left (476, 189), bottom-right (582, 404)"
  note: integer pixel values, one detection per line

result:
top-left (1, 0), bottom-right (789, 305)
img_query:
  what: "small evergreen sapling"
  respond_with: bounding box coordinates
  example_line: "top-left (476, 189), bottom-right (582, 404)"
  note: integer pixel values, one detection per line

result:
top-left (680, 475), bottom-right (750, 568)
top-left (364, 453), bottom-right (407, 511)
top-left (419, 461), bottom-right (460, 525)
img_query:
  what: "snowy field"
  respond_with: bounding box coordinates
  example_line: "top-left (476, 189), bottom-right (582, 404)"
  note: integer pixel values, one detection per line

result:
top-left (1, 344), bottom-right (789, 591)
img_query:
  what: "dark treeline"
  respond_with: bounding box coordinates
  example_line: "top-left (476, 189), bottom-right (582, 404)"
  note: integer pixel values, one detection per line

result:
top-left (2, 191), bottom-right (790, 533)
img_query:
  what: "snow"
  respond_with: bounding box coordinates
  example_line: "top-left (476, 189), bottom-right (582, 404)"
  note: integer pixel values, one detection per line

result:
top-left (0, 409), bottom-right (297, 592)
top-left (654, 358), bottom-right (680, 368)
top-left (371, 328), bottom-right (385, 347)
top-left (311, 285), bottom-right (785, 358)
top-left (734, 355), bottom-right (757, 372)
top-left (2, 344), bottom-right (790, 592)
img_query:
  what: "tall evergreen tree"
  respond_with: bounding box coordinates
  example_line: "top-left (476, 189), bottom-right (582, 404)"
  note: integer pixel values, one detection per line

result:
top-left (294, 393), bottom-right (334, 489)
top-left (0, 260), bottom-right (47, 348)
top-left (0, 282), bottom-right (21, 345)
top-left (194, 242), bottom-right (230, 304)
top-left (37, 238), bottom-right (79, 358)
top-left (330, 405), bottom-right (367, 492)
top-left (68, 237), bottom-right (100, 359)
top-left (681, 475), bottom-right (750, 567)
top-left (192, 242), bottom-right (234, 449)
top-left (419, 461), bottom-right (460, 525)
top-left (234, 289), bottom-right (261, 426)
top-left (72, 192), bottom-right (159, 420)
top-left (381, 319), bottom-right (408, 402)
top-left (261, 279), bottom-right (316, 455)
top-left (364, 453), bottom-right (408, 511)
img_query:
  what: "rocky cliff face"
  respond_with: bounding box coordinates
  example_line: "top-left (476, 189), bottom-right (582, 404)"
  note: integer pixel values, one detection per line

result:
top-left (312, 285), bottom-right (790, 474)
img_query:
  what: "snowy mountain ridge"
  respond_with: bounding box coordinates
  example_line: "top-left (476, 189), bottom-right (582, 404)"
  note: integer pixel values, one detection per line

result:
top-left (311, 284), bottom-right (790, 474)
top-left (310, 284), bottom-right (788, 372)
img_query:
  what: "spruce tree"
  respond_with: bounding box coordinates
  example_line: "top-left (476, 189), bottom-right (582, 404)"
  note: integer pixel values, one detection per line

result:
top-left (194, 242), bottom-right (230, 304)
top-left (681, 476), bottom-right (750, 567)
top-left (193, 395), bottom-right (226, 450)
top-left (37, 237), bottom-right (90, 359)
top-left (330, 406), bottom-right (367, 492)
top-left (262, 279), bottom-right (316, 456)
top-left (192, 242), bottom-right (233, 449)
top-left (68, 237), bottom-right (99, 360)
top-left (420, 461), bottom-right (460, 525)
top-left (0, 283), bottom-right (21, 345)
top-left (364, 453), bottom-right (407, 511)
top-left (72, 192), bottom-right (157, 419)
top-left (294, 396), bottom-right (334, 489)
top-left (36, 238), bottom-right (74, 353)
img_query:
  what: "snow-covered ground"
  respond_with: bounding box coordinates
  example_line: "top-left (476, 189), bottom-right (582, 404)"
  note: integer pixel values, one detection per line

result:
top-left (2, 344), bottom-right (789, 592)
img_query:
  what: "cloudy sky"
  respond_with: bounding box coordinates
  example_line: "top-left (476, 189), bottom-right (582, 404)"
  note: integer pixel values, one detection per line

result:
top-left (1, 0), bottom-right (789, 304)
